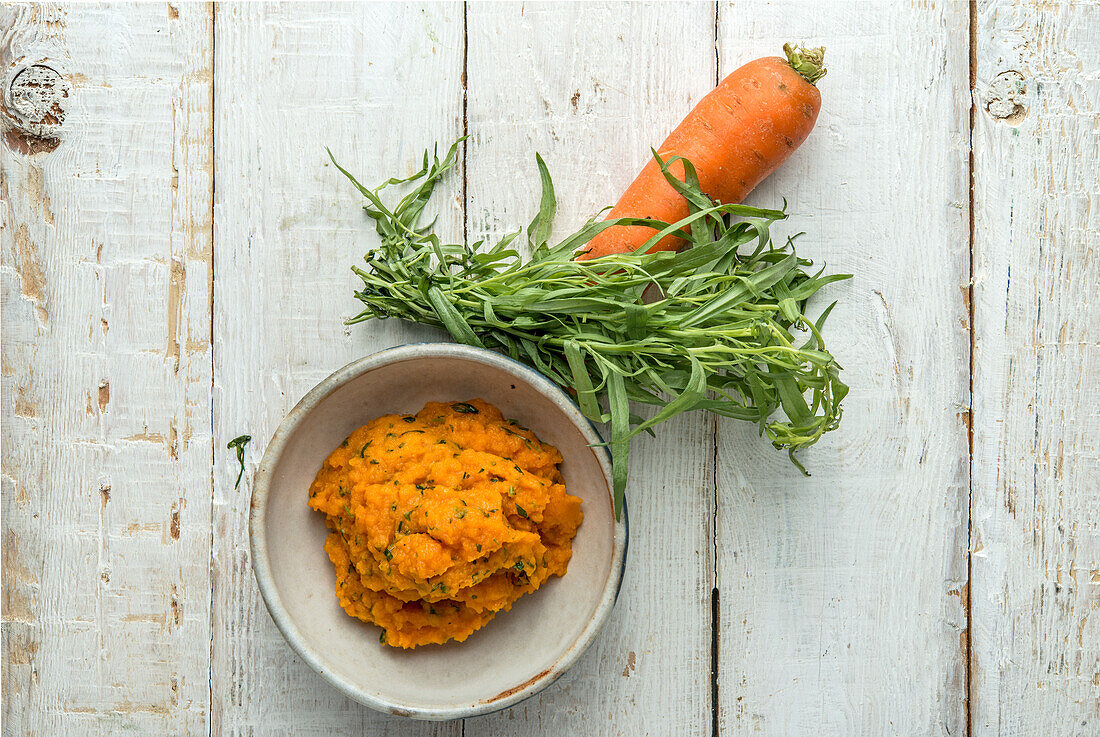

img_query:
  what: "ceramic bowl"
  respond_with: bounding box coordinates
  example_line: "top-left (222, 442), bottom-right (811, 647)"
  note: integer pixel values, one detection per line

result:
top-left (250, 343), bottom-right (628, 720)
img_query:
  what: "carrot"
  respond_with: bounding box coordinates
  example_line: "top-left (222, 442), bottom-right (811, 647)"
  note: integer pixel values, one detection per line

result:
top-left (578, 44), bottom-right (826, 260)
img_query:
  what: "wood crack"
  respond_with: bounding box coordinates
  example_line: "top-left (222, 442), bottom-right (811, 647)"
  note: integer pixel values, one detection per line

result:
top-left (711, 5), bottom-right (721, 735)
top-left (459, 5), bottom-right (469, 734)
top-left (207, 4), bottom-right (217, 737)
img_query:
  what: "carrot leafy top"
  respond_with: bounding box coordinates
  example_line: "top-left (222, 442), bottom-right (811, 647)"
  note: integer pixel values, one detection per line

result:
top-left (330, 141), bottom-right (849, 517)
top-left (783, 43), bottom-right (827, 86)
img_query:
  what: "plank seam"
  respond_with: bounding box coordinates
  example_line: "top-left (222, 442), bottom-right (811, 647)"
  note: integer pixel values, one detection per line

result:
top-left (711, 414), bottom-right (720, 737)
top-left (966, 1), bottom-right (977, 736)
top-left (711, 584), bottom-right (720, 737)
top-left (207, 3), bottom-right (217, 735)
top-left (461, 4), bottom-right (469, 733)
top-left (461, 1), bottom-right (469, 251)
top-left (711, 6), bottom-right (720, 737)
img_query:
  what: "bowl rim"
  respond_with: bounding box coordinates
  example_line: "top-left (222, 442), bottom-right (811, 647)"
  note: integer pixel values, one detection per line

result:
top-left (249, 342), bottom-right (628, 720)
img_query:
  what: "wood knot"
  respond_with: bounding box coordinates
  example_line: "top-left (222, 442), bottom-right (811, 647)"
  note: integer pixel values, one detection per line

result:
top-left (985, 70), bottom-right (1027, 125)
top-left (2, 63), bottom-right (70, 155)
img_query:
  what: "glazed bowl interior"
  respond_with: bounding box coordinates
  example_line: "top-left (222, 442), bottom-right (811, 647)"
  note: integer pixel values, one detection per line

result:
top-left (251, 344), bottom-right (624, 719)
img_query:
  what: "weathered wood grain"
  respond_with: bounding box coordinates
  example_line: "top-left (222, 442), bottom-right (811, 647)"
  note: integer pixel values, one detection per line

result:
top-left (971, 1), bottom-right (1100, 734)
top-left (461, 4), bottom-right (717, 735)
top-left (714, 2), bottom-right (972, 734)
top-left (6, 2), bottom-right (1099, 734)
top-left (211, 3), bottom-right (463, 735)
top-left (1, 2), bottom-right (213, 734)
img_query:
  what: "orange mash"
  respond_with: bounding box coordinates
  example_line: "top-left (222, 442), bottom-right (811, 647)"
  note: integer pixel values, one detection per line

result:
top-left (308, 399), bottom-right (583, 648)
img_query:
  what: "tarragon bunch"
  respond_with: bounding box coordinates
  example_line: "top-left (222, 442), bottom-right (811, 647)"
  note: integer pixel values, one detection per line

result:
top-left (331, 141), bottom-right (849, 515)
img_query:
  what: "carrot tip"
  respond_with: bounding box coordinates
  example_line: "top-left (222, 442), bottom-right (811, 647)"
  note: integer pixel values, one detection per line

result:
top-left (783, 43), bottom-right (827, 86)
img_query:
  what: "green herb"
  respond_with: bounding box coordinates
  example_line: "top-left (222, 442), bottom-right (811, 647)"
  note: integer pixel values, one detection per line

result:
top-left (332, 142), bottom-right (849, 517)
top-left (383, 547), bottom-right (393, 561)
top-left (451, 402), bottom-right (479, 414)
top-left (226, 434), bottom-right (251, 490)
top-left (515, 503), bottom-right (528, 518)
top-left (402, 416), bottom-right (416, 423)
top-left (501, 426), bottom-right (533, 446)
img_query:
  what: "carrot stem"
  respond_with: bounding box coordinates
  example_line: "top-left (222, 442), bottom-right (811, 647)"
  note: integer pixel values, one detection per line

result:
top-left (783, 43), bottom-right (827, 85)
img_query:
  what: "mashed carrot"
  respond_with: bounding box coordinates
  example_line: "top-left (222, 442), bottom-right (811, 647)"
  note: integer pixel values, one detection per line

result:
top-left (308, 399), bottom-right (583, 648)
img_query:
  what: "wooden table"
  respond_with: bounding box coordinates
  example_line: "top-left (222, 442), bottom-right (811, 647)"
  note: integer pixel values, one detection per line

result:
top-left (3, 2), bottom-right (1097, 735)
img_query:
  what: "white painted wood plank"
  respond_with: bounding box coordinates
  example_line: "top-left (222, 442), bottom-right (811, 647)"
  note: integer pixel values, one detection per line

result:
top-left (1, 3), bottom-right (213, 734)
top-left (461, 4), bottom-right (717, 735)
top-left (714, 3), bottom-right (971, 734)
top-left (211, 4), bottom-right (463, 735)
top-left (971, 1), bottom-right (1100, 734)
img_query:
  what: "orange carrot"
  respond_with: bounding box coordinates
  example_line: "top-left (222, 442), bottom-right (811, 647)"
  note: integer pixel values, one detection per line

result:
top-left (579, 44), bottom-right (826, 260)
